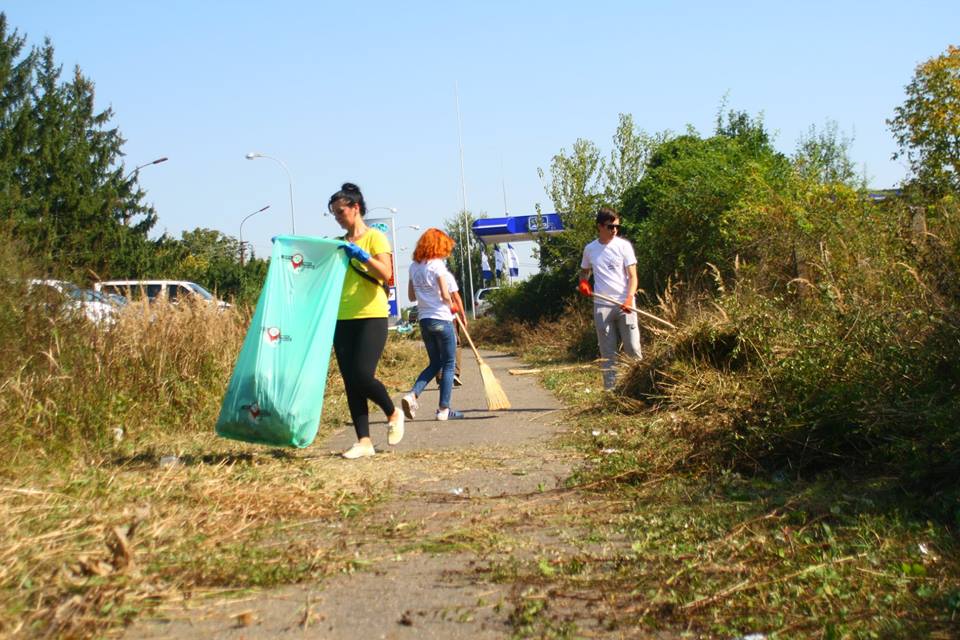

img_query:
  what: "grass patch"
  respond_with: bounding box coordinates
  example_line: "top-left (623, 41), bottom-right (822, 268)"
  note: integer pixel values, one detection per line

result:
top-left (480, 408), bottom-right (960, 637)
top-left (480, 212), bottom-right (960, 638)
top-left (0, 291), bottom-right (427, 638)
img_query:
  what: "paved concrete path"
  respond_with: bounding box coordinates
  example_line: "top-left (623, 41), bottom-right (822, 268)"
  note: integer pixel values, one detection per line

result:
top-left (127, 350), bottom-right (580, 639)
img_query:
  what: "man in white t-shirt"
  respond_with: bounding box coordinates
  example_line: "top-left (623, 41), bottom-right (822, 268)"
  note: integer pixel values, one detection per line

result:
top-left (579, 207), bottom-right (642, 389)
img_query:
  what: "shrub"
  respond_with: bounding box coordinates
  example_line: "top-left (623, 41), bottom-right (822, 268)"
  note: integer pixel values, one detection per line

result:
top-left (615, 189), bottom-right (960, 516)
top-left (486, 264), bottom-right (580, 324)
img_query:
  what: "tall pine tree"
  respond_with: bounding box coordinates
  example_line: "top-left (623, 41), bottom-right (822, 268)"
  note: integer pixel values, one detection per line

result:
top-left (0, 13), bottom-right (156, 280)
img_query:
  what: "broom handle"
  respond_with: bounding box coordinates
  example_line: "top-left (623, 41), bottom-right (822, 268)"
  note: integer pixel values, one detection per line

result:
top-left (454, 315), bottom-right (483, 361)
top-left (591, 292), bottom-right (677, 330)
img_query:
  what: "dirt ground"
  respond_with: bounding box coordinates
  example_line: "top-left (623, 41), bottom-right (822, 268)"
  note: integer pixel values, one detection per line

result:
top-left (124, 349), bottom-right (617, 639)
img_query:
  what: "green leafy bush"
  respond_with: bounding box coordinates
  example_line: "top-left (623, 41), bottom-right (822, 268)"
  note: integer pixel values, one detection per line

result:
top-left (622, 114), bottom-right (791, 293)
top-left (617, 188), bottom-right (960, 517)
top-left (486, 264), bottom-right (579, 324)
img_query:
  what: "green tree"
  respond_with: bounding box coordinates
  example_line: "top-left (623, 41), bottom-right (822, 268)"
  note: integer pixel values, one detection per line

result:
top-left (442, 210), bottom-right (484, 310)
top-left (0, 13), bottom-right (155, 280)
top-left (0, 16), bottom-right (34, 217)
top-left (169, 228), bottom-right (259, 302)
top-left (793, 120), bottom-right (861, 187)
top-left (622, 111), bottom-right (791, 291)
top-left (889, 44), bottom-right (960, 194)
top-left (536, 116), bottom-right (667, 275)
top-left (604, 113), bottom-right (667, 205)
top-left (536, 138), bottom-right (604, 273)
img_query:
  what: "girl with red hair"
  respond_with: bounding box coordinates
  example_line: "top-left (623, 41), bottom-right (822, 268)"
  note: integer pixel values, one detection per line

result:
top-left (401, 228), bottom-right (464, 421)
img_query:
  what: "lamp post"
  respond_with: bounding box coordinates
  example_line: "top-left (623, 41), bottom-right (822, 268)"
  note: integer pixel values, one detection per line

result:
top-left (124, 156), bottom-right (168, 181)
top-left (121, 156), bottom-right (168, 225)
top-left (239, 204), bottom-right (270, 266)
top-left (245, 152), bottom-right (295, 234)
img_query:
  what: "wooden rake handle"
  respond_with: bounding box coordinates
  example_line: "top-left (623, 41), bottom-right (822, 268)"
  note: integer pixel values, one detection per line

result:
top-left (591, 292), bottom-right (677, 330)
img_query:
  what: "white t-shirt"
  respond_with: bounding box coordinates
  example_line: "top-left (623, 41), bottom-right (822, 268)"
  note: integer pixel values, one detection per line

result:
top-left (444, 272), bottom-right (459, 294)
top-left (580, 236), bottom-right (637, 304)
top-left (410, 259), bottom-right (454, 321)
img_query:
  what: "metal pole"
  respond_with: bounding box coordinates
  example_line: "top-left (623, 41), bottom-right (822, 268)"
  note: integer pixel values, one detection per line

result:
top-left (270, 157), bottom-right (296, 235)
top-left (239, 205), bottom-right (270, 266)
top-left (122, 157), bottom-right (168, 225)
top-left (455, 82), bottom-right (476, 319)
top-left (501, 155), bottom-right (509, 215)
top-left (246, 153), bottom-right (295, 234)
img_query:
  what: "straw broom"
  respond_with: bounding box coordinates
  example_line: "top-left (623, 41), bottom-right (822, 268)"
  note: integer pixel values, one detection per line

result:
top-left (454, 316), bottom-right (511, 410)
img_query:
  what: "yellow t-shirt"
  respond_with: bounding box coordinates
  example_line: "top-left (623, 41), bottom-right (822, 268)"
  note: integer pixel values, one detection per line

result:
top-left (337, 228), bottom-right (392, 320)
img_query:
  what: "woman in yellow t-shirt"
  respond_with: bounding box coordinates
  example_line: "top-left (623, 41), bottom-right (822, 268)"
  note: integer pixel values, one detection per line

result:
top-left (329, 183), bottom-right (404, 459)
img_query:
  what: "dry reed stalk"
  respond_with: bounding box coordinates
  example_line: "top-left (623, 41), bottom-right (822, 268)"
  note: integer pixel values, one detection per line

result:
top-left (454, 316), bottom-right (510, 411)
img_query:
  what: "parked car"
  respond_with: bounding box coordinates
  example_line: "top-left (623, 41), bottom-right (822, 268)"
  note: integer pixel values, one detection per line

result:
top-left (28, 279), bottom-right (118, 326)
top-left (474, 287), bottom-right (500, 317)
top-left (94, 280), bottom-right (230, 309)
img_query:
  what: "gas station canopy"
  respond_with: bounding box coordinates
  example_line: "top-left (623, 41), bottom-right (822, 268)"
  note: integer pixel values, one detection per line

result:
top-left (471, 213), bottom-right (564, 245)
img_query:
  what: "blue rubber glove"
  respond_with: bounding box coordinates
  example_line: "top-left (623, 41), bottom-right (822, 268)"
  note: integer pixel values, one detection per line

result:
top-left (339, 242), bottom-right (371, 263)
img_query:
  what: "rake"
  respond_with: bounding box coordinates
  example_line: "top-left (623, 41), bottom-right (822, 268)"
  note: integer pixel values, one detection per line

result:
top-left (454, 316), bottom-right (511, 411)
top-left (591, 292), bottom-right (677, 330)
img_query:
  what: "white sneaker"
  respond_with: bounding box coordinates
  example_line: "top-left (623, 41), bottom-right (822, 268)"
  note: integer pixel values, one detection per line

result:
top-left (387, 410), bottom-right (404, 446)
top-left (435, 408), bottom-right (464, 421)
top-left (341, 442), bottom-right (375, 459)
top-left (401, 394), bottom-right (418, 420)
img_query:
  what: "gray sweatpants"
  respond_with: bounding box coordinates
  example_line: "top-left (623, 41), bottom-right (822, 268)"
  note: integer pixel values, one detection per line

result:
top-left (594, 303), bottom-right (642, 389)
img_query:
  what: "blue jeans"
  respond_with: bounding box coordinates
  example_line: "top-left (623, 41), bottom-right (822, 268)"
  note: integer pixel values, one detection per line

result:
top-left (412, 319), bottom-right (457, 409)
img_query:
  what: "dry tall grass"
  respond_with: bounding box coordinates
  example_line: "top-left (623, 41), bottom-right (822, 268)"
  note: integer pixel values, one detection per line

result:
top-left (0, 298), bottom-right (247, 469)
top-left (0, 235), bottom-right (431, 637)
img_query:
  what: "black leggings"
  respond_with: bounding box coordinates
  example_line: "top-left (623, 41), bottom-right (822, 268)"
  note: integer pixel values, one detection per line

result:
top-left (333, 318), bottom-right (395, 440)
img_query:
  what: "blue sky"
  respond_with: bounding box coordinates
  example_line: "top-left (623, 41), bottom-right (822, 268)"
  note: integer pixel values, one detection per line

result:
top-left (4, 1), bottom-right (958, 289)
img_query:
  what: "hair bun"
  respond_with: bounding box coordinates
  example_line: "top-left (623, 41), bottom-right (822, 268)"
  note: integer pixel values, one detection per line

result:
top-left (341, 182), bottom-right (361, 193)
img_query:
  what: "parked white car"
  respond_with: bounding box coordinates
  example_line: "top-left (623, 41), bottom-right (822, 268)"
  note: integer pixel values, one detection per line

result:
top-left (28, 279), bottom-right (118, 326)
top-left (94, 280), bottom-right (230, 309)
top-left (474, 287), bottom-right (500, 317)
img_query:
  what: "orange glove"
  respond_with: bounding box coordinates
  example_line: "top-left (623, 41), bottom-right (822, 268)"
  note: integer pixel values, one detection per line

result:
top-left (449, 302), bottom-right (460, 315)
top-left (620, 299), bottom-right (633, 314)
top-left (577, 279), bottom-right (592, 297)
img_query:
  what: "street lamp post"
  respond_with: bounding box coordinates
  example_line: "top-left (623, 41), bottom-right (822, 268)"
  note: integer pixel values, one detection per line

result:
top-left (124, 156), bottom-right (168, 181)
top-left (121, 156), bottom-right (168, 225)
top-left (239, 204), bottom-right (270, 266)
top-left (245, 152), bottom-right (295, 234)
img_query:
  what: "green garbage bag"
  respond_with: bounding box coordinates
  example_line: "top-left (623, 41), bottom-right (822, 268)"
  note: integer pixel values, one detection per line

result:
top-left (216, 236), bottom-right (347, 447)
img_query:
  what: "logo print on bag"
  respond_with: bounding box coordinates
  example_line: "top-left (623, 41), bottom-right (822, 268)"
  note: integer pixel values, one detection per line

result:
top-left (241, 402), bottom-right (271, 424)
top-left (263, 326), bottom-right (291, 345)
top-left (281, 253), bottom-right (317, 273)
